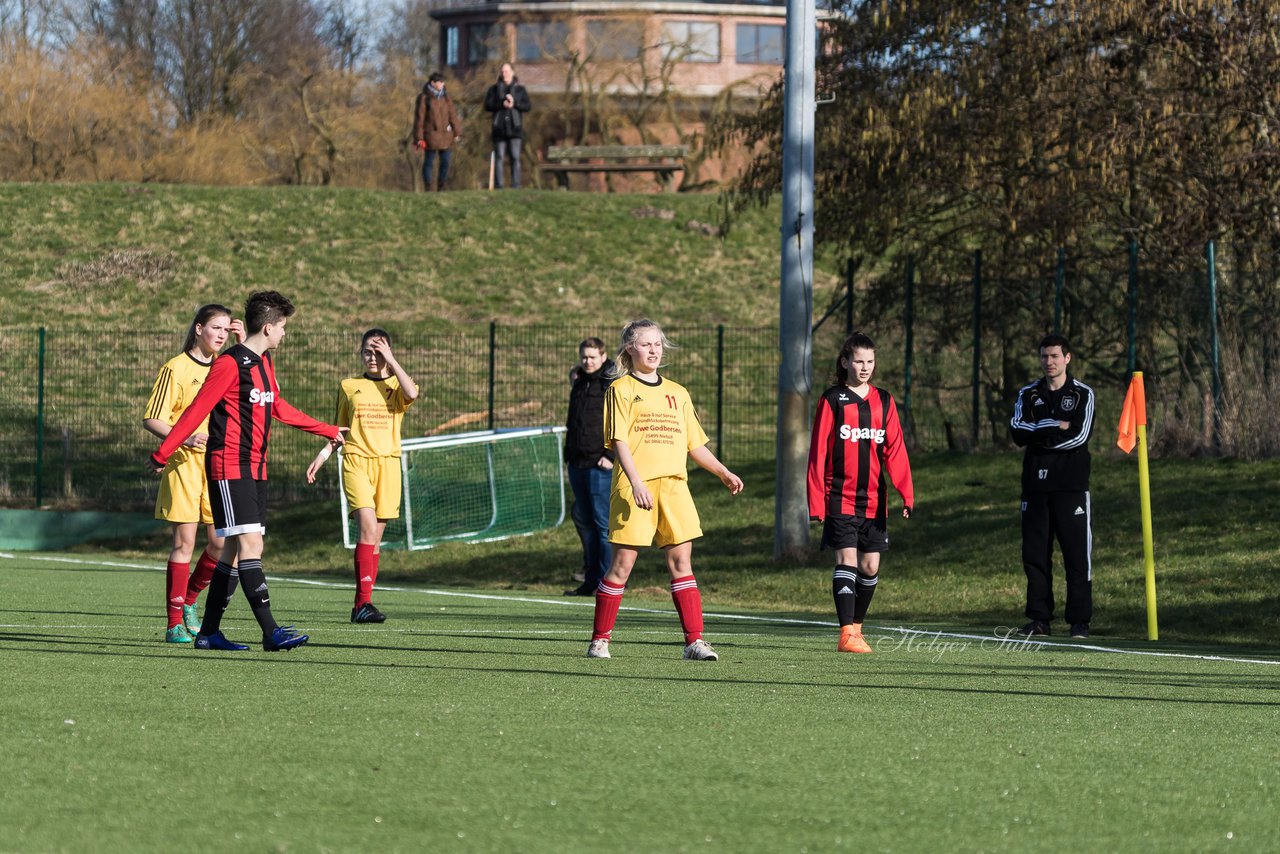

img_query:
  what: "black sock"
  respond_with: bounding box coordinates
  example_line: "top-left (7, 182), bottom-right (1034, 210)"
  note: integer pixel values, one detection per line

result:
top-left (833, 565), bottom-right (858, 626)
top-left (236, 559), bottom-right (279, 634)
top-left (199, 561), bottom-right (239, 635)
top-left (852, 570), bottom-right (879, 623)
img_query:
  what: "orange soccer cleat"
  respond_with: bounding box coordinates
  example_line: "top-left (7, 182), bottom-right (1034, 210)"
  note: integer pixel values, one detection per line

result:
top-left (838, 625), bottom-right (873, 654)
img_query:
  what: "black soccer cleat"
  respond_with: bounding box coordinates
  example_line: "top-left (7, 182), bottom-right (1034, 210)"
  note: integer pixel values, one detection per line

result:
top-left (262, 625), bottom-right (309, 651)
top-left (1016, 620), bottom-right (1051, 637)
top-left (351, 603), bottom-right (387, 624)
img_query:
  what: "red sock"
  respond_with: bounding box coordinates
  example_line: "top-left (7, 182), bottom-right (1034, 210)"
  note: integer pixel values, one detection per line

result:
top-left (670, 575), bottom-right (704, 644)
top-left (165, 560), bottom-right (189, 628)
top-left (355, 543), bottom-right (377, 607)
top-left (592, 580), bottom-right (625, 640)
top-left (185, 550), bottom-right (218, 605)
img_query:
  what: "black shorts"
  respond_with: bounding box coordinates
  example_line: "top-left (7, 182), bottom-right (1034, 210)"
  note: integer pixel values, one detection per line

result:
top-left (211, 478), bottom-right (268, 537)
top-left (821, 514), bottom-right (889, 553)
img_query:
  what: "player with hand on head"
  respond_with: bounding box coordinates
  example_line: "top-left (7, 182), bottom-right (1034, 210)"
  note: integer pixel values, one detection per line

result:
top-left (150, 291), bottom-right (345, 652)
top-left (306, 329), bottom-right (418, 623)
top-left (143, 304), bottom-right (244, 643)
top-left (807, 332), bottom-right (914, 654)
top-left (587, 319), bottom-right (743, 661)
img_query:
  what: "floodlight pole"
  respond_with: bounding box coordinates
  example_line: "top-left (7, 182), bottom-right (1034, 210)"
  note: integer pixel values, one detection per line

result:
top-left (776, 0), bottom-right (818, 560)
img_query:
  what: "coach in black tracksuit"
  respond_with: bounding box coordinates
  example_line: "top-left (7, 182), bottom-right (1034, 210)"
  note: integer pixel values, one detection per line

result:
top-left (1010, 334), bottom-right (1096, 639)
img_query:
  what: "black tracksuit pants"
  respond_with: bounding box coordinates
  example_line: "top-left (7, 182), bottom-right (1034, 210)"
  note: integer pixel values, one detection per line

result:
top-left (1021, 491), bottom-right (1092, 624)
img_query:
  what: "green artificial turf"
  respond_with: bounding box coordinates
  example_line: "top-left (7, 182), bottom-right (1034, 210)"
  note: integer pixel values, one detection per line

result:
top-left (2, 554), bottom-right (1277, 852)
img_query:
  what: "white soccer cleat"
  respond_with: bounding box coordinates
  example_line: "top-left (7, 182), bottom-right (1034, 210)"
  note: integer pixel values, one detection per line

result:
top-left (586, 639), bottom-right (611, 659)
top-left (682, 639), bottom-right (719, 661)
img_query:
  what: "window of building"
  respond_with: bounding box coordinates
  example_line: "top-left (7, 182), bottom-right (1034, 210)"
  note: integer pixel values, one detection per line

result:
top-left (736, 23), bottom-right (784, 64)
top-left (516, 21), bottom-right (570, 62)
top-left (468, 23), bottom-right (502, 65)
top-left (586, 19), bottom-right (643, 61)
top-left (444, 26), bottom-right (460, 67)
top-left (660, 21), bottom-right (720, 63)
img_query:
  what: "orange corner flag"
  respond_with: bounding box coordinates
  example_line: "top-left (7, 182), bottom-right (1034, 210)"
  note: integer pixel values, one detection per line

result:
top-left (1117, 372), bottom-right (1147, 454)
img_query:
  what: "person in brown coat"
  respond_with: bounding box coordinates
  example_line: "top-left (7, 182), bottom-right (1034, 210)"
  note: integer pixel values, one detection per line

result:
top-left (414, 72), bottom-right (461, 191)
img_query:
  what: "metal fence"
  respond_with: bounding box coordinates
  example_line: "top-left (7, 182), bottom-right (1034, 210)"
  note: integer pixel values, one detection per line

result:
top-left (0, 323), bottom-right (780, 510)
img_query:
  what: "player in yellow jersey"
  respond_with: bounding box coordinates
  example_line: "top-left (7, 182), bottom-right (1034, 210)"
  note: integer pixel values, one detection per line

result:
top-left (307, 329), bottom-right (418, 623)
top-left (587, 319), bottom-right (743, 661)
top-left (142, 304), bottom-right (244, 643)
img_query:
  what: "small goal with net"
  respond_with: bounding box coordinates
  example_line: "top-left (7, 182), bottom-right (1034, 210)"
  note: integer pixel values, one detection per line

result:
top-left (337, 426), bottom-right (567, 550)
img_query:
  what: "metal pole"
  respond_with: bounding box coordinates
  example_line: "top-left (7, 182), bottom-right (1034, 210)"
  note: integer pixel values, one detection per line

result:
top-left (971, 250), bottom-right (982, 448)
top-left (903, 256), bottom-right (915, 446)
top-left (487, 321), bottom-right (496, 431)
top-left (1128, 239), bottom-right (1139, 375)
top-left (35, 327), bottom-right (46, 507)
top-left (716, 324), bottom-right (725, 459)
top-left (1207, 240), bottom-right (1221, 450)
top-left (776, 0), bottom-right (817, 560)
top-left (1054, 247), bottom-right (1065, 334)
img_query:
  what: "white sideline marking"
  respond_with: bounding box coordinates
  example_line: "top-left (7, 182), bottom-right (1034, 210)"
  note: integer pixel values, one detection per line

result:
top-left (4, 551), bottom-right (1279, 666)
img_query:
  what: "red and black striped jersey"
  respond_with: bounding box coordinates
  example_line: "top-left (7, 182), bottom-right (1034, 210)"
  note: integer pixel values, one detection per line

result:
top-left (152, 344), bottom-right (339, 479)
top-left (807, 384), bottom-right (914, 521)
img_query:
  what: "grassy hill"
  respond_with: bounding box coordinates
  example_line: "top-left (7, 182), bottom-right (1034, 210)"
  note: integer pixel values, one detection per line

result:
top-left (0, 183), bottom-right (834, 330)
top-left (6, 182), bottom-right (1280, 648)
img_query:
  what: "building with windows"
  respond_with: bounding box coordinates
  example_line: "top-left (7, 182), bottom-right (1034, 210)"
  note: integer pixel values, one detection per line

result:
top-left (432, 1), bottom-right (784, 96)
top-left (430, 0), bottom-right (786, 188)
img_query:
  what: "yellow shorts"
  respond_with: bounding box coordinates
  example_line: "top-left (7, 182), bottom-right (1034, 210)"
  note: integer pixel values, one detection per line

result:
top-left (342, 454), bottom-right (403, 520)
top-left (155, 447), bottom-right (212, 525)
top-left (609, 475), bottom-right (702, 548)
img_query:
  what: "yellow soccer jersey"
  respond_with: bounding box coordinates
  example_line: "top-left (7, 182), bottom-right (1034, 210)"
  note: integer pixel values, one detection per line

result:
top-left (604, 374), bottom-right (708, 481)
top-left (337, 374), bottom-right (414, 458)
top-left (143, 351), bottom-right (215, 442)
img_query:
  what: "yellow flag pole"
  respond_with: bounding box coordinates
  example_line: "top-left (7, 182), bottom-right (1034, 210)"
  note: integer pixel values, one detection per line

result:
top-left (1136, 421), bottom-right (1158, 640)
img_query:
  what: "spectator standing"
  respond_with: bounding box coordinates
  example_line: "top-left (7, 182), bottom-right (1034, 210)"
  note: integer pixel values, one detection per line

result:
top-left (414, 72), bottom-right (461, 191)
top-left (484, 63), bottom-right (531, 189)
top-left (564, 337), bottom-right (615, 596)
top-left (1009, 334), bottom-right (1096, 639)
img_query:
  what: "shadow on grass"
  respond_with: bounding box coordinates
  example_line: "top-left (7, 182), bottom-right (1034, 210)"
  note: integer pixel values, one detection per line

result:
top-left (4, 631), bottom-right (1276, 708)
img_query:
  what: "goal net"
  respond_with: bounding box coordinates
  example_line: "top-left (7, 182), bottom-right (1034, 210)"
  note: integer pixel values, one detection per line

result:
top-left (338, 426), bottom-right (567, 550)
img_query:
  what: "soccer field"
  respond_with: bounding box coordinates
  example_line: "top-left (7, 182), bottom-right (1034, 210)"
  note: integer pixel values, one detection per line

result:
top-left (2, 553), bottom-right (1277, 853)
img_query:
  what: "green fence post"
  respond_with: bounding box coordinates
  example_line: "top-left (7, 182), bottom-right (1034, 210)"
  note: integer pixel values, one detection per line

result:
top-left (845, 258), bottom-right (855, 333)
top-left (487, 321), bottom-right (496, 431)
top-left (972, 250), bottom-right (982, 448)
top-left (35, 326), bottom-right (46, 507)
top-left (1128, 239), bottom-right (1139, 375)
top-left (716, 324), bottom-right (725, 460)
top-left (1207, 239), bottom-right (1221, 451)
top-left (1054, 247), bottom-right (1065, 334)
top-left (903, 256), bottom-right (915, 446)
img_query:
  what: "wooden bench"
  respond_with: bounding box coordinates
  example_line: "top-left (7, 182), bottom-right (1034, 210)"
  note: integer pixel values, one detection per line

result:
top-left (539, 145), bottom-right (688, 192)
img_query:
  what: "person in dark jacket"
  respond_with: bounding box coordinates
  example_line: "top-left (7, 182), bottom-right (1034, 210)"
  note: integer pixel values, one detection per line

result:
top-left (1009, 334), bottom-right (1097, 639)
top-left (413, 72), bottom-right (461, 191)
top-left (483, 63), bottom-right (531, 189)
top-left (564, 337), bottom-right (614, 595)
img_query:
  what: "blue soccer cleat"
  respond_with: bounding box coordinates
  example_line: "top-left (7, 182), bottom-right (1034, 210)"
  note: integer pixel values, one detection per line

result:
top-left (263, 625), bottom-right (309, 652)
top-left (194, 631), bottom-right (249, 651)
